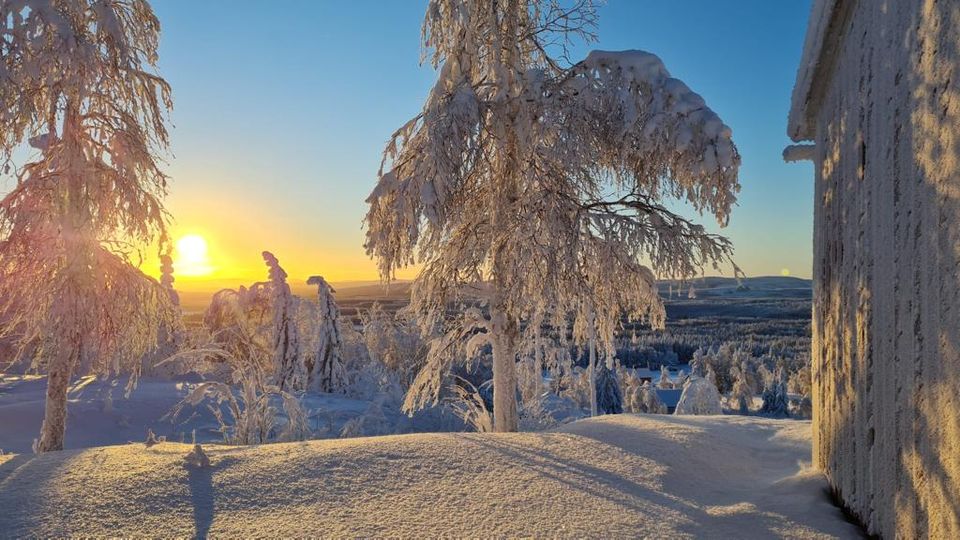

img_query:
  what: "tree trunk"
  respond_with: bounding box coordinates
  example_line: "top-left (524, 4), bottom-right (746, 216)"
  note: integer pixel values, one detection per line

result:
top-left (587, 307), bottom-right (598, 417)
top-left (588, 332), bottom-right (598, 417)
top-left (36, 347), bottom-right (78, 452)
top-left (490, 306), bottom-right (518, 432)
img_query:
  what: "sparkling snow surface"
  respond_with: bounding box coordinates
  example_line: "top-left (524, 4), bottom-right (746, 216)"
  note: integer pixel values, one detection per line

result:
top-left (0, 415), bottom-right (859, 538)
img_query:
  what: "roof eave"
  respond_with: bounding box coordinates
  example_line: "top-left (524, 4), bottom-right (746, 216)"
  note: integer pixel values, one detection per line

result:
top-left (787, 0), bottom-right (854, 142)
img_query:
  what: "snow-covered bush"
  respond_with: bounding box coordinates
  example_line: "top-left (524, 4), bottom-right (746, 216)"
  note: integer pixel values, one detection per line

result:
top-left (359, 303), bottom-right (426, 388)
top-left (675, 376), bottom-right (723, 415)
top-left (340, 396), bottom-right (392, 438)
top-left (643, 382), bottom-right (668, 414)
top-left (622, 367), bottom-right (667, 414)
top-left (168, 349), bottom-right (310, 445)
top-left (446, 378), bottom-right (494, 433)
top-left (657, 365), bottom-right (674, 389)
top-left (560, 366), bottom-right (593, 410)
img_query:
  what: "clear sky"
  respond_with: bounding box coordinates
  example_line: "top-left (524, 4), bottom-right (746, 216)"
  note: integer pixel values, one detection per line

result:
top-left (147, 0), bottom-right (815, 290)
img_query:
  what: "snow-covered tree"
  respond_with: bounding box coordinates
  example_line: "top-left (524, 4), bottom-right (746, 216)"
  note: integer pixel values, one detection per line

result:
top-left (642, 382), bottom-right (667, 414)
top-left (760, 367), bottom-right (789, 417)
top-left (629, 381), bottom-right (667, 414)
top-left (263, 252), bottom-right (304, 392)
top-left (595, 363), bottom-right (622, 415)
top-left (307, 275), bottom-right (345, 393)
top-left (689, 347), bottom-right (707, 377)
top-left (365, 0), bottom-right (740, 432)
top-left (657, 365), bottom-right (674, 389)
top-left (729, 364), bottom-right (753, 414)
top-left (675, 375), bottom-right (722, 415)
top-left (0, 0), bottom-right (177, 451)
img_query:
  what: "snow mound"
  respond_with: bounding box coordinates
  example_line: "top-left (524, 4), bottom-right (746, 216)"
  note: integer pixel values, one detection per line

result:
top-left (675, 375), bottom-right (723, 415)
top-left (0, 415), bottom-right (859, 538)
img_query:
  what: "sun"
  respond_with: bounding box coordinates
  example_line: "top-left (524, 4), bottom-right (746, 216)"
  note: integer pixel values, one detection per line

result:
top-left (174, 234), bottom-right (213, 277)
top-left (781, 268), bottom-right (791, 277)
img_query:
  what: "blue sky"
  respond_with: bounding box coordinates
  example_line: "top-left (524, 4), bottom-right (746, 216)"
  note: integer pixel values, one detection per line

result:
top-left (150, 0), bottom-right (815, 286)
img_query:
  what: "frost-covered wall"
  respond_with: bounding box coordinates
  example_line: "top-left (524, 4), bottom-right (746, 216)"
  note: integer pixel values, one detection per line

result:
top-left (790, 1), bottom-right (960, 537)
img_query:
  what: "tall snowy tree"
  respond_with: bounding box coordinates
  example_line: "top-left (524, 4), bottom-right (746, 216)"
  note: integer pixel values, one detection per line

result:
top-left (365, 0), bottom-right (740, 432)
top-left (263, 252), bottom-right (304, 392)
top-left (0, 0), bottom-right (177, 451)
top-left (307, 275), bottom-right (345, 393)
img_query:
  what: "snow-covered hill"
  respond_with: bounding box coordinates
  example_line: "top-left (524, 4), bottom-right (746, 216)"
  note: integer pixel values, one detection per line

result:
top-left (0, 415), bottom-right (859, 538)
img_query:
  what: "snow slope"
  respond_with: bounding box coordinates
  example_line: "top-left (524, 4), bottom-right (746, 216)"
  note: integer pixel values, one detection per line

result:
top-left (0, 415), bottom-right (860, 538)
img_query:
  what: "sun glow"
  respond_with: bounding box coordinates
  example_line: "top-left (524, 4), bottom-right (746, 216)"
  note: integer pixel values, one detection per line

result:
top-left (174, 234), bottom-right (213, 277)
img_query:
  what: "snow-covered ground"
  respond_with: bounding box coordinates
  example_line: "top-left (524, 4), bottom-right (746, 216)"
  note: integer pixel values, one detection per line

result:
top-left (0, 375), bottom-right (458, 454)
top-left (0, 414), bottom-right (860, 538)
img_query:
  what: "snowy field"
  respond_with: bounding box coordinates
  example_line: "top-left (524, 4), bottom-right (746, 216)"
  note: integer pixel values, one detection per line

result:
top-left (0, 414), bottom-right (860, 538)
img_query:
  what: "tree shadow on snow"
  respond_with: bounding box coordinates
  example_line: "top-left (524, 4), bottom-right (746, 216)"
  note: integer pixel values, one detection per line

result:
top-left (184, 456), bottom-right (238, 539)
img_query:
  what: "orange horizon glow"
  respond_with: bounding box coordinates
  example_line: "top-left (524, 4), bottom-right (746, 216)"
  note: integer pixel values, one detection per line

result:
top-left (141, 224), bottom-right (419, 293)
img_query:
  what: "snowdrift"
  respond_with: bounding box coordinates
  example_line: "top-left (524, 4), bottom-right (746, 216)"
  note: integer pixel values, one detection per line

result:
top-left (0, 415), bottom-right (859, 538)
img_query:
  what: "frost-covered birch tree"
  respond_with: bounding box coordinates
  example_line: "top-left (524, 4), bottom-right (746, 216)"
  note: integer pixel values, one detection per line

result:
top-left (365, 0), bottom-right (740, 432)
top-left (0, 0), bottom-right (177, 451)
top-left (263, 252), bottom-right (304, 392)
top-left (307, 275), bottom-right (345, 393)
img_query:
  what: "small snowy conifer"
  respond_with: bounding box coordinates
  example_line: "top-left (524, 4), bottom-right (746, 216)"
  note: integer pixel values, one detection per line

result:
top-left (595, 364), bottom-right (623, 415)
top-left (307, 276), bottom-right (346, 393)
top-left (263, 252), bottom-right (305, 392)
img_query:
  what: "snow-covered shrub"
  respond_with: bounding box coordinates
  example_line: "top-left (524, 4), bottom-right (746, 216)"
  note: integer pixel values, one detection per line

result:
top-left (340, 396), bottom-right (392, 438)
top-left (791, 395), bottom-right (812, 419)
top-left (560, 367), bottom-right (593, 410)
top-left (166, 326), bottom-right (311, 445)
top-left (657, 364), bottom-right (674, 389)
top-left (625, 378), bottom-right (667, 414)
top-left (359, 303), bottom-right (427, 388)
top-left (675, 376), bottom-right (722, 415)
top-left (446, 378), bottom-right (494, 433)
